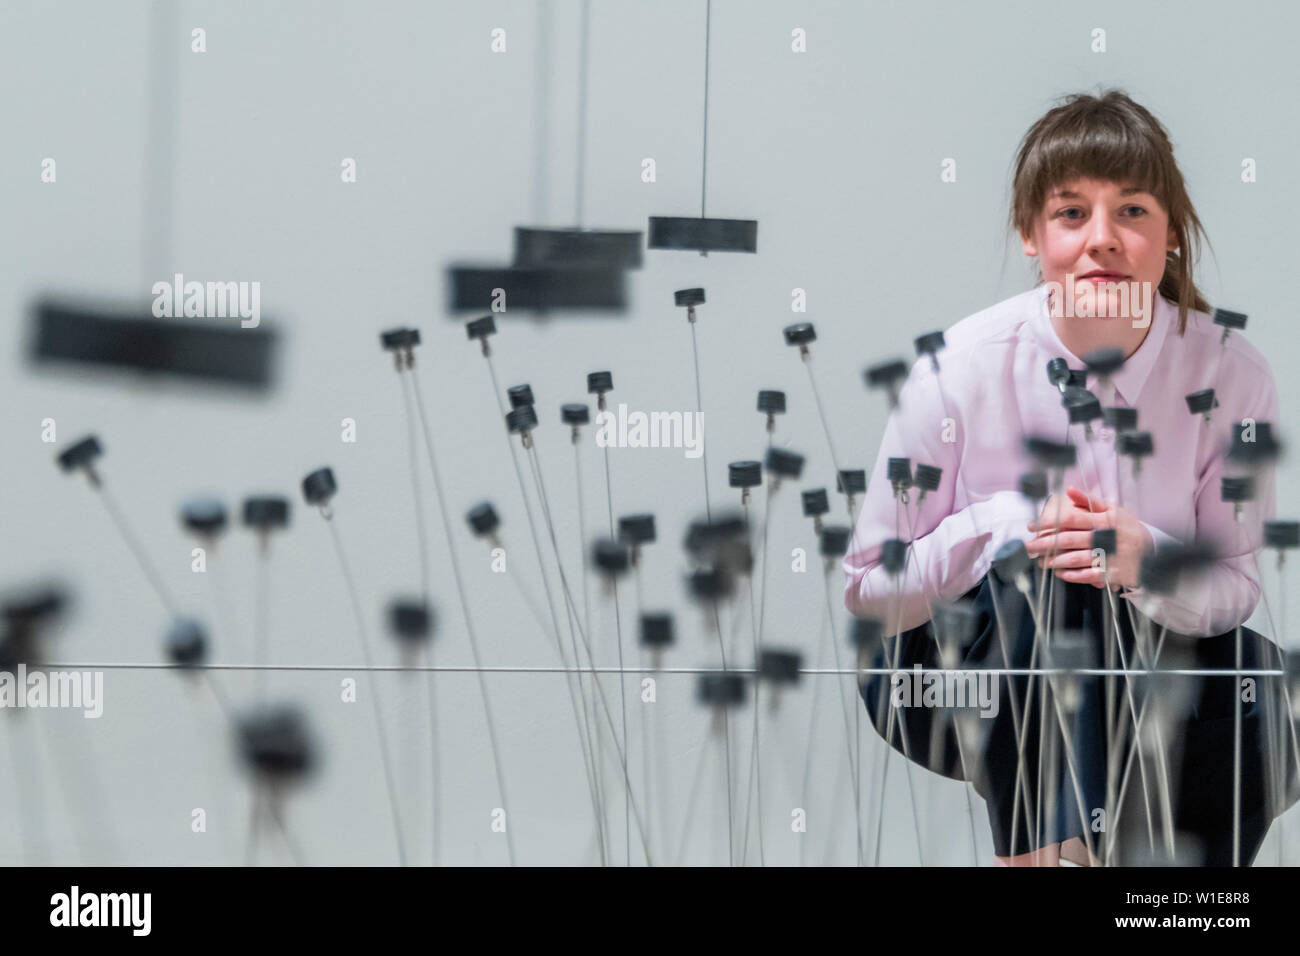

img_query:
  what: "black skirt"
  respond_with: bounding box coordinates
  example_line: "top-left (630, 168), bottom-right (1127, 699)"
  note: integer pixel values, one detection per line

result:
top-left (859, 569), bottom-right (1300, 865)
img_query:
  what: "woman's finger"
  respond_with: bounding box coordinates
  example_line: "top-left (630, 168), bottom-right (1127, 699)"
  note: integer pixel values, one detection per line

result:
top-left (1025, 531), bottom-right (1094, 554)
top-left (1041, 549), bottom-right (1096, 570)
top-left (1028, 508), bottom-right (1103, 533)
top-left (1055, 567), bottom-right (1105, 587)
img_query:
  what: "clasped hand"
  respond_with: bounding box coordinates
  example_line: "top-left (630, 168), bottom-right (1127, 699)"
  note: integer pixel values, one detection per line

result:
top-left (1023, 486), bottom-right (1154, 591)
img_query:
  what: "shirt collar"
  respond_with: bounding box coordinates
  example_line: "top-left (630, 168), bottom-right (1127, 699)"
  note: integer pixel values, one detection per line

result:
top-left (1028, 284), bottom-right (1172, 406)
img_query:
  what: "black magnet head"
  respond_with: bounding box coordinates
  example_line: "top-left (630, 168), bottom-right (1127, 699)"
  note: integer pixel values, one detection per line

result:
top-left (1063, 387), bottom-right (1102, 424)
top-left (932, 601), bottom-right (978, 645)
top-left (448, 266), bottom-right (627, 312)
top-left (1118, 431), bottom-right (1154, 458)
top-left (1020, 471), bottom-right (1048, 501)
top-left (57, 434), bottom-right (102, 472)
top-left (729, 460), bottom-right (762, 488)
top-left (674, 288), bottom-right (706, 308)
top-left (757, 390), bottom-right (786, 415)
top-left (2, 584), bottom-right (68, 668)
top-left (684, 512), bottom-right (749, 556)
top-left (1212, 307), bottom-right (1247, 331)
top-left (783, 323), bottom-right (816, 346)
top-left (166, 617), bottom-right (207, 667)
top-left (507, 384), bottom-right (534, 409)
top-left (696, 672), bottom-right (746, 708)
top-left (802, 488), bottom-right (829, 517)
top-left (2, 585), bottom-right (67, 631)
top-left (301, 467), bottom-right (337, 507)
top-left (819, 525), bottom-right (852, 558)
top-left (718, 539), bottom-right (754, 577)
top-left (1138, 542), bottom-right (1218, 595)
top-left (914, 330), bottom-right (946, 357)
top-left (886, 458), bottom-right (912, 486)
top-left (865, 359), bottom-right (908, 391)
top-left (587, 370), bottom-right (613, 394)
top-left (242, 496), bottom-right (290, 531)
top-left (1137, 552), bottom-right (1173, 595)
top-left (466, 501), bottom-right (500, 537)
top-left (1024, 436), bottom-right (1076, 470)
top-left (1220, 475), bottom-right (1256, 503)
top-left (649, 217), bottom-right (757, 253)
top-left (688, 566), bottom-right (734, 601)
top-left (881, 538), bottom-right (907, 575)
top-left (1265, 520), bottom-right (1300, 550)
top-left (764, 447), bottom-right (804, 479)
top-left (512, 227), bottom-right (644, 269)
top-left (850, 616), bottom-right (882, 650)
top-left (618, 513), bottom-right (657, 545)
top-left (561, 403), bottom-right (590, 426)
top-left (837, 469), bottom-right (867, 495)
top-left (592, 538), bottom-right (630, 576)
top-left (387, 599), bottom-right (433, 643)
top-left (380, 327), bottom-right (420, 351)
top-left (1227, 422), bottom-right (1280, 467)
top-left (31, 299), bottom-right (278, 390)
top-left (1103, 407), bottom-right (1138, 432)
top-left (1046, 358), bottom-right (1071, 388)
top-left (1083, 347), bottom-right (1126, 378)
top-left (758, 648), bottom-right (802, 684)
top-left (640, 613), bottom-right (674, 649)
top-left (914, 464), bottom-right (942, 493)
top-left (466, 315), bottom-right (496, 340)
top-left (1185, 389), bottom-right (1217, 415)
top-left (0, 637), bottom-right (28, 672)
top-left (992, 539), bottom-right (1032, 585)
top-left (181, 496), bottom-right (227, 537)
top-left (1091, 528), bottom-right (1117, 555)
top-left (237, 705), bottom-right (316, 780)
top-left (506, 404), bottom-right (538, 434)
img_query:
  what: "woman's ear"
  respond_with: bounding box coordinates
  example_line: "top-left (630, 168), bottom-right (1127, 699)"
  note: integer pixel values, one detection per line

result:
top-left (1166, 225), bottom-right (1178, 252)
top-left (1020, 227), bottom-right (1038, 258)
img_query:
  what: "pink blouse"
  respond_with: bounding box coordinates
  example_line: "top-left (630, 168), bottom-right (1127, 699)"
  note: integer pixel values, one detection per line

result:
top-left (842, 284), bottom-right (1279, 638)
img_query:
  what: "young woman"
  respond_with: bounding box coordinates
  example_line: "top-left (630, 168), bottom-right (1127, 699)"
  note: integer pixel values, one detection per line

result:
top-left (843, 89), bottom-right (1293, 866)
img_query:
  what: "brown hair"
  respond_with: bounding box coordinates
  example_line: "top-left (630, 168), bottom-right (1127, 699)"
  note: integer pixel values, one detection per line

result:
top-left (1009, 88), bottom-right (1210, 334)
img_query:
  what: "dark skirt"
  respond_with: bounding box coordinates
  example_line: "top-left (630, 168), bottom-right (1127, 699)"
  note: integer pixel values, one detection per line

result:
top-left (859, 569), bottom-right (1300, 865)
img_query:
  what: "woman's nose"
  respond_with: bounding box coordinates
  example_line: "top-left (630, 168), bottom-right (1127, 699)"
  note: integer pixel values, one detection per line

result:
top-left (1086, 208), bottom-right (1120, 253)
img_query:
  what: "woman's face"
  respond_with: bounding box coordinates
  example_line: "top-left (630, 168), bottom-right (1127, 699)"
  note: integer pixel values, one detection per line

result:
top-left (1020, 176), bottom-right (1178, 333)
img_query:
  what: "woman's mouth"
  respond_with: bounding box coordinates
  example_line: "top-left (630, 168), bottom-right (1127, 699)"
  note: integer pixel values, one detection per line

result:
top-left (1076, 270), bottom-right (1131, 283)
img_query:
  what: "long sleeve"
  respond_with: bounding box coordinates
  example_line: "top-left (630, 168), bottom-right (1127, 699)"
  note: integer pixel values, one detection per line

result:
top-left (843, 358), bottom-right (1034, 635)
top-left (1121, 369), bottom-right (1279, 636)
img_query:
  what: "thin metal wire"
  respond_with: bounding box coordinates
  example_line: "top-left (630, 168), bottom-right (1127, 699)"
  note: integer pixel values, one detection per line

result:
top-left (408, 371), bottom-right (519, 866)
top-left (482, 358), bottom-right (607, 858)
top-left (324, 513), bottom-right (408, 867)
top-left (94, 481), bottom-right (180, 618)
top-left (700, 0), bottom-right (710, 219)
top-left (592, 437), bottom-right (631, 866)
top-left (29, 662), bottom-right (1283, 677)
top-left (575, 0), bottom-right (590, 228)
top-left (686, 316), bottom-right (734, 864)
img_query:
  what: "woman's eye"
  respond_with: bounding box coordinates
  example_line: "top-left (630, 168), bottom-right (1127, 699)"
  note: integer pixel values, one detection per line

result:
top-left (1123, 205), bottom-right (1147, 217)
top-left (1055, 208), bottom-right (1083, 220)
